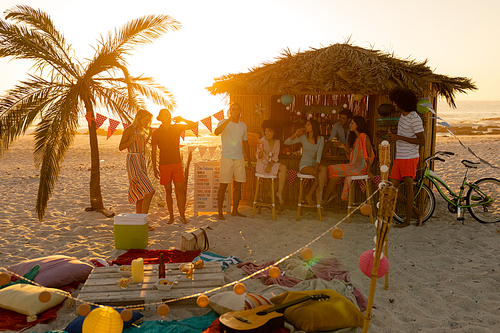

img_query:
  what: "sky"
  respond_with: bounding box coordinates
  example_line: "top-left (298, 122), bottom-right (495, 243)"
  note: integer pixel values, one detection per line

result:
top-left (1, 0), bottom-right (499, 122)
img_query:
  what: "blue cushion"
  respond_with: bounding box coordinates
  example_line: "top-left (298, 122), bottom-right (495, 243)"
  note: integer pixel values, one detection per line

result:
top-left (63, 307), bottom-right (143, 333)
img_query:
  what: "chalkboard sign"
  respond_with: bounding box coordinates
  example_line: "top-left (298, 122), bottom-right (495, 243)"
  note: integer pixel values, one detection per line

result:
top-left (194, 162), bottom-right (231, 216)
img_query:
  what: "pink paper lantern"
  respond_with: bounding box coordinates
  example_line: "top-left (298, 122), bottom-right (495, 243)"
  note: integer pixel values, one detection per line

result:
top-left (358, 250), bottom-right (389, 278)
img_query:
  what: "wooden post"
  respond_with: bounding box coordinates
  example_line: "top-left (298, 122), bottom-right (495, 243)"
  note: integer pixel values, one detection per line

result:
top-left (378, 141), bottom-right (391, 290)
top-left (362, 183), bottom-right (398, 333)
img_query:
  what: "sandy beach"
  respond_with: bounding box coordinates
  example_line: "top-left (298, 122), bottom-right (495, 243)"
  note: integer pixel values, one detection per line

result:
top-left (1, 133), bottom-right (500, 332)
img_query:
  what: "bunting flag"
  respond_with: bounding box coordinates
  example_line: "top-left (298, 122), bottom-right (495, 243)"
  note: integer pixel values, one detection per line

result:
top-left (287, 170), bottom-right (297, 187)
top-left (188, 146), bottom-right (197, 155)
top-left (151, 127), bottom-right (158, 132)
top-left (85, 112), bottom-right (95, 126)
top-left (214, 110), bottom-right (224, 121)
top-left (180, 131), bottom-right (185, 141)
top-left (198, 146), bottom-right (207, 159)
top-left (201, 116), bottom-right (213, 133)
top-left (191, 122), bottom-right (199, 137)
top-left (95, 113), bottom-right (107, 129)
top-left (123, 123), bottom-right (131, 129)
top-left (208, 146), bottom-right (217, 159)
top-left (107, 119), bottom-right (120, 140)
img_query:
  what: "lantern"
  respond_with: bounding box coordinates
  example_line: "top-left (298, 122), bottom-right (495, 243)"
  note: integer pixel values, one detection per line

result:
top-left (358, 250), bottom-right (389, 278)
top-left (269, 267), bottom-right (280, 279)
top-left (0, 272), bottom-right (10, 286)
top-left (417, 99), bottom-right (434, 114)
top-left (331, 228), bottom-right (343, 239)
top-left (234, 283), bottom-right (246, 295)
top-left (82, 306), bottom-right (123, 333)
top-left (197, 295), bottom-right (209, 308)
top-left (354, 93), bottom-right (364, 101)
top-left (280, 94), bottom-right (293, 106)
top-left (301, 248), bottom-right (313, 259)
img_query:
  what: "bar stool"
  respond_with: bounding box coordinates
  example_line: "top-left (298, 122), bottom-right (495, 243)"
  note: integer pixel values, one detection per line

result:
top-left (296, 173), bottom-right (322, 221)
top-left (251, 173), bottom-right (280, 221)
top-left (347, 174), bottom-right (374, 223)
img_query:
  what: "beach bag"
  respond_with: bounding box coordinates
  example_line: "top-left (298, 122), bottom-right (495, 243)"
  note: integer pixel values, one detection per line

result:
top-left (180, 226), bottom-right (212, 251)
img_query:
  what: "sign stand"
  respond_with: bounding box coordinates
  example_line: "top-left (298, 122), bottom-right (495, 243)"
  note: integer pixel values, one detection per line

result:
top-left (194, 162), bottom-right (231, 216)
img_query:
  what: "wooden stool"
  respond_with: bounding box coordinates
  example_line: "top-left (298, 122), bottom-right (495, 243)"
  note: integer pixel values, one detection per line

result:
top-left (251, 173), bottom-right (280, 221)
top-left (296, 173), bottom-right (322, 221)
top-left (347, 174), bottom-right (374, 223)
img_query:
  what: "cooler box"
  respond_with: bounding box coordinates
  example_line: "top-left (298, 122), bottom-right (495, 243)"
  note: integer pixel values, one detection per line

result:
top-left (114, 214), bottom-right (149, 250)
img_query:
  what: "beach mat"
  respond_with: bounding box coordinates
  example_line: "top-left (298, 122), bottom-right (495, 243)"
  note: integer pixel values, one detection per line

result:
top-left (112, 249), bottom-right (201, 265)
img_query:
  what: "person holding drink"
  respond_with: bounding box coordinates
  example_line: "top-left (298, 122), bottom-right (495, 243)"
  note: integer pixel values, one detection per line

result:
top-left (284, 119), bottom-right (326, 205)
top-left (256, 119), bottom-right (287, 205)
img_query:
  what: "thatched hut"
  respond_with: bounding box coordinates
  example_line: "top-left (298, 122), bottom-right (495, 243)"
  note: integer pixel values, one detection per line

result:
top-left (206, 42), bottom-right (477, 209)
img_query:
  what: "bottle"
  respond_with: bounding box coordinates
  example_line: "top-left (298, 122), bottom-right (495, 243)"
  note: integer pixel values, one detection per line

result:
top-left (158, 253), bottom-right (166, 279)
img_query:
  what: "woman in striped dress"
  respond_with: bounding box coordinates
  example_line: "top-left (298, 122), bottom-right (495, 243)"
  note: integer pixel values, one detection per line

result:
top-left (323, 116), bottom-right (374, 203)
top-left (119, 109), bottom-right (155, 217)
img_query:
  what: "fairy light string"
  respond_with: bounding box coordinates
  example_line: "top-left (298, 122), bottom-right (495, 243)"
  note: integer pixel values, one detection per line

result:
top-left (0, 187), bottom-right (380, 311)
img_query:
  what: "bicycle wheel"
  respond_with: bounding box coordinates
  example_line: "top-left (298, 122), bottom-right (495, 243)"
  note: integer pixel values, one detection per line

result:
top-left (393, 182), bottom-right (435, 224)
top-left (466, 178), bottom-right (500, 223)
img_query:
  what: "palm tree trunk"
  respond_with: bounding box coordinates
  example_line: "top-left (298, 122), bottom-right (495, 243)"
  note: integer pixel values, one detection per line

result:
top-left (83, 97), bottom-right (114, 217)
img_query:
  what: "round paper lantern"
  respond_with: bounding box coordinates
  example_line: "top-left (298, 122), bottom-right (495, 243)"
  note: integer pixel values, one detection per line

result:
top-left (286, 106), bottom-right (290, 110)
top-left (381, 140), bottom-right (389, 147)
top-left (157, 304), bottom-right (170, 317)
top-left (296, 111), bottom-right (301, 116)
top-left (321, 113), bottom-right (325, 118)
top-left (197, 295), bottom-right (209, 308)
top-left (358, 250), bottom-right (389, 278)
top-left (380, 165), bottom-right (389, 173)
top-left (417, 99), bottom-right (433, 114)
top-left (0, 272), bottom-right (11, 286)
top-left (360, 204), bottom-right (372, 216)
top-left (38, 290), bottom-right (52, 303)
top-left (82, 306), bottom-right (123, 333)
top-left (269, 267), bottom-right (280, 279)
top-left (301, 248), bottom-right (313, 260)
top-left (331, 228), bottom-right (343, 239)
top-left (234, 283), bottom-right (246, 295)
top-left (78, 304), bottom-right (91, 316)
top-left (354, 93), bottom-right (364, 101)
top-left (120, 309), bottom-right (133, 322)
top-left (280, 94), bottom-right (294, 106)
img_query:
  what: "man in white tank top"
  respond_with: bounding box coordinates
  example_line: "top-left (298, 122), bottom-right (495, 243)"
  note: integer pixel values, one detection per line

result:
top-left (387, 88), bottom-right (426, 228)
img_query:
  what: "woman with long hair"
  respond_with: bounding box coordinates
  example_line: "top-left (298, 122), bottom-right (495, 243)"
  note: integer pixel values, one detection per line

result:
top-left (256, 119), bottom-right (287, 204)
top-left (323, 116), bottom-right (374, 202)
top-left (284, 119), bottom-right (326, 205)
top-left (119, 109), bottom-right (156, 222)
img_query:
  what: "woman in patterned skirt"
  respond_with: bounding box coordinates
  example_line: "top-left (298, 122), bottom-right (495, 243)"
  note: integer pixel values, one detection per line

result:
top-left (119, 109), bottom-right (156, 220)
top-left (323, 116), bottom-right (374, 203)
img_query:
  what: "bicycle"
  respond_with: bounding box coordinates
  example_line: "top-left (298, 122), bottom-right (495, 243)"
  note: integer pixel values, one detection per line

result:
top-left (393, 151), bottom-right (500, 224)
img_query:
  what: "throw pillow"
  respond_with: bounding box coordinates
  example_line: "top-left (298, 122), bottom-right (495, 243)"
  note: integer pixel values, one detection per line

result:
top-left (7, 255), bottom-right (93, 288)
top-left (209, 292), bottom-right (272, 315)
top-left (0, 284), bottom-right (68, 322)
top-left (270, 289), bottom-right (364, 332)
top-left (64, 307), bottom-right (144, 333)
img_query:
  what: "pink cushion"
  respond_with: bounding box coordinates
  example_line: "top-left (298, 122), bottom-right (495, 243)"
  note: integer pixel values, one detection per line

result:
top-left (7, 255), bottom-right (93, 288)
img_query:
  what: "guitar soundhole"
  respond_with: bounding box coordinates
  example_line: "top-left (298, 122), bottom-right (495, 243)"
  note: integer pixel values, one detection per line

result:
top-left (256, 310), bottom-right (268, 316)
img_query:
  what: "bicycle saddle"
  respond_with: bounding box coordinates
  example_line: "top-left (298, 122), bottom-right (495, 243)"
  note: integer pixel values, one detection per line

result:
top-left (461, 160), bottom-right (480, 168)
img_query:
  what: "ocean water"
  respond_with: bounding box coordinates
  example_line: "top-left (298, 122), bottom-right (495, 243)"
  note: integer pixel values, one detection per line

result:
top-left (436, 100), bottom-right (500, 127)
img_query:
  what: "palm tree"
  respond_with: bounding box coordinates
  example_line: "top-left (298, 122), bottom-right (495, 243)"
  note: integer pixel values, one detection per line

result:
top-left (0, 5), bottom-right (180, 220)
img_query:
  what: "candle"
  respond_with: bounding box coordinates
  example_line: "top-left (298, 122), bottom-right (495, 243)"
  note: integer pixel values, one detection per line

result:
top-left (131, 258), bottom-right (144, 283)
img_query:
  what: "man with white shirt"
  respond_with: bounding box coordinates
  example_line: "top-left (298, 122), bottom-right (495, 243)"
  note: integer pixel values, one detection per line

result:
top-left (388, 88), bottom-right (426, 228)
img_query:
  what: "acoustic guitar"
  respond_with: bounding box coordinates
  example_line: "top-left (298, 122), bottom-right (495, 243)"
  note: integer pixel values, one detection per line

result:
top-left (219, 293), bottom-right (329, 333)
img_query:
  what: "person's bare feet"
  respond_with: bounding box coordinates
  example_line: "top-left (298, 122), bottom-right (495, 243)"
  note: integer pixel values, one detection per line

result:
top-left (231, 211), bottom-right (247, 218)
top-left (326, 194), bottom-right (337, 203)
top-left (394, 221), bottom-right (411, 228)
top-left (180, 216), bottom-right (188, 224)
top-left (167, 216), bottom-right (175, 224)
top-left (148, 225), bottom-right (156, 231)
top-left (306, 194), bottom-right (314, 206)
top-left (416, 210), bottom-right (424, 226)
top-left (218, 213), bottom-right (226, 220)
top-left (276, 192), bottom-right (283, 205)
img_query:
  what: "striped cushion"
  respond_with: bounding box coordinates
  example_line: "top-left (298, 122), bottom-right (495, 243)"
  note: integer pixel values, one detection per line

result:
top-left (244, 292), bottom-right (272, 310)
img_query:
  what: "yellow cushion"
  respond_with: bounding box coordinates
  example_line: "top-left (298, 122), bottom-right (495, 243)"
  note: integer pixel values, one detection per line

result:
top-left (0, 284), bottom-right (68, 322)
top-left (270, 289), bottom-right (364, 332)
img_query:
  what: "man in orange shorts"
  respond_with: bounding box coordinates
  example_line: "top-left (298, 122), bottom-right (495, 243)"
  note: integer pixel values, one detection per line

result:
top-left (152, 109), bottom-right (197, 224)
top-left (388, 88), bottom-right (426, 228)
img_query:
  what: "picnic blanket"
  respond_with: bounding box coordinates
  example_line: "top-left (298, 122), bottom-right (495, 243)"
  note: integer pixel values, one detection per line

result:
top-left (193, 252), bottom-right (241, 271)
top-left (237, 257), bottom-right (367, 311)
top-left (112, 249), bottom-right (201, 265)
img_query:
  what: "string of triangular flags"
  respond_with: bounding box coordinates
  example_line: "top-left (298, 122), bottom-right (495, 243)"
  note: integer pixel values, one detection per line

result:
top-left (85, 109), bottom-right (226, 140)
top-left (185, 145), bottom-right (222, 160)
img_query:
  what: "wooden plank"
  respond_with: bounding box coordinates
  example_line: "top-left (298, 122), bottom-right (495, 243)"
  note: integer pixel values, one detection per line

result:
top-left (77, 261), bottom-right (225, 306)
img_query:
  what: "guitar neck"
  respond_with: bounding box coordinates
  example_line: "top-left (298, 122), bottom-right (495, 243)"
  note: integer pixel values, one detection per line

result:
top-left (264, 295), bottom-right (313, 314)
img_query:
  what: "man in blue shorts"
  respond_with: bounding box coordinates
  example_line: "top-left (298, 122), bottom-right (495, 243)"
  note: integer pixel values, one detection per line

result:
top-left (214, 103), bottom-right (252, 220)
top-left (388, 88), bottom-right (426, 227)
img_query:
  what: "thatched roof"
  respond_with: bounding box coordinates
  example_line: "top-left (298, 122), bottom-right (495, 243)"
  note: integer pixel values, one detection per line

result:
top-left (207, 43), bottom-right (477, 107)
